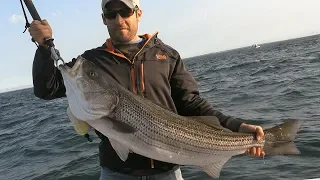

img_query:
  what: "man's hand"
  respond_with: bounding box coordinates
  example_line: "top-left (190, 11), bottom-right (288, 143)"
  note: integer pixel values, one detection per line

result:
top-left (238, 123), bottom-right (265, 157)
top-left (28, 19), bottom-right (52, 47)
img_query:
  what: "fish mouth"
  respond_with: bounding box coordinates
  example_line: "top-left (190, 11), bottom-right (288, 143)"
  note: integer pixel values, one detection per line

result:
top-left (58, 63), bottom-right (70, 73)
top-left (58, 56), bottom-right (86, 75)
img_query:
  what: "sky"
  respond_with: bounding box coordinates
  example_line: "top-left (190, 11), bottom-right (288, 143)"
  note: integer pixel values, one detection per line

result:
top-left (1, 0), bottom-right (320, 92)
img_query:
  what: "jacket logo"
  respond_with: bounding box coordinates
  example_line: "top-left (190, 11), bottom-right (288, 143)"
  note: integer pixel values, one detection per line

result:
top-left (156, 54), bottom-right (167, 60)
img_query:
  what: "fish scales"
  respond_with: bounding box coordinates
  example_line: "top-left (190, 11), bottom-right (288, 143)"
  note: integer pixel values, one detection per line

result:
top-left (114, 89), bottom-right (263, 153)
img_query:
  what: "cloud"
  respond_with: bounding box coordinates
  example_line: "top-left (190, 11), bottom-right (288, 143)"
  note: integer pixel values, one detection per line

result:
top-left (52, 11), bottom-right (62, 16)
top-left (9, 14), bottom-right (24, 24)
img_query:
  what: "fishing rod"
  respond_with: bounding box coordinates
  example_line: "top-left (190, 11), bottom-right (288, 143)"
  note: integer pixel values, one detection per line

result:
top-left (20, 0), bottom-right (65, 66)
top-left (19, 0), bottom-right (92, 142)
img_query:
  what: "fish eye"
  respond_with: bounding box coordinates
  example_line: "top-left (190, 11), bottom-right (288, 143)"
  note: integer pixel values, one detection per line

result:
top-left (88, 71), bottom-right (97, 77)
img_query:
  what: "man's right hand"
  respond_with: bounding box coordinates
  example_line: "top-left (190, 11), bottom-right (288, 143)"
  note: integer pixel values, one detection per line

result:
top-left (28, 19), bottom-right (52, 47)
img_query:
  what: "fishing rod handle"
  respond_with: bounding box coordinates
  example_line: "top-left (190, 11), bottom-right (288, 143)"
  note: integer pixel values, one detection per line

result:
top-left (23, 0), bottom-right (55, 47)
top-left (23, 0), bottom-right (41, 21)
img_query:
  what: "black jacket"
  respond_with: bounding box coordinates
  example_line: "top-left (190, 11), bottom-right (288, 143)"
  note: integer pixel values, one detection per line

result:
top-left (32, 32), bottom-right (243, 174)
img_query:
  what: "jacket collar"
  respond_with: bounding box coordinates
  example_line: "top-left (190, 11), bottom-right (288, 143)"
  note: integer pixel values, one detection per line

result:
top-left (100, 32), bottom-right (159, 56)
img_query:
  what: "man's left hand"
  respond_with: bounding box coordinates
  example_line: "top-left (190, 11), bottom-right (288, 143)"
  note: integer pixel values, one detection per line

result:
top-left (238, 123), bottom-right (265, 157)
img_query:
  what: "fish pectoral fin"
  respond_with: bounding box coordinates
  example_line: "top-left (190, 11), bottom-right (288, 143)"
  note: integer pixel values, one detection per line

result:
top-left (104, 117), bottom-right (137, 134)
top-left (66, 106), bottom-right (91, 135)
top-left (109, 139), bottom-right (131, 162)
top-left (189, 116), bottom-right (232, 132)
top-left (201, 157), bottom-right (231, 178)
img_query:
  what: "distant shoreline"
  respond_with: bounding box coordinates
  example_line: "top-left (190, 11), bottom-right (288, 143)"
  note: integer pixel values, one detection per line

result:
top-left (0, 85), bottom-right (33, 94)
top-left (184, 33), bottom-right (320, 60)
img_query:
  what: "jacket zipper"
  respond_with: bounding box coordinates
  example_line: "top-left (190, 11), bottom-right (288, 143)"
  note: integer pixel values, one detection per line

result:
top-left (140, 62), bottom-right (145, 96)
top-left (130, 61), bottom-right (137, 94)
top-left (131, 36), bottom-right (152, 96)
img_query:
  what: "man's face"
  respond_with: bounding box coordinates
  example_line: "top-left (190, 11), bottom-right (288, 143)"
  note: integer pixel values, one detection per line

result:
top-left (102, 1), bottom-right (142, 44)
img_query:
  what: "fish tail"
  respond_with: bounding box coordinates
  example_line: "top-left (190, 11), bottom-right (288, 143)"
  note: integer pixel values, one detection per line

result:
top-left (263, 119), bottom-right (304, 155)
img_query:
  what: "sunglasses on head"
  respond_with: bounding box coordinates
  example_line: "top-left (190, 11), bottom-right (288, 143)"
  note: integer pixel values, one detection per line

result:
top-left (103, 7), bottom-right (138, 20)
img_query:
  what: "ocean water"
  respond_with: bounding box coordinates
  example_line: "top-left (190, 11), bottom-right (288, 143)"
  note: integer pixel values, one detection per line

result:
top-left (1, 34), bottom-right (320, 180)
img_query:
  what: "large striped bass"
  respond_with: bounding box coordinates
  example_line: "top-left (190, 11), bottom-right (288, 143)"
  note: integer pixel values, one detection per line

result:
top-left (58, 56), bottom-right (303, 179)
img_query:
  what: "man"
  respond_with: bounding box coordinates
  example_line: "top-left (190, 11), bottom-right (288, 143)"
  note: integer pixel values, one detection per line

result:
top-left (29, 0), bottom-right (265, 179)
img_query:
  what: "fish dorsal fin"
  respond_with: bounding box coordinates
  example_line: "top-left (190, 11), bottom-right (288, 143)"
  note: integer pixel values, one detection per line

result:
top-left (143, 98), bottom-right (174, 112)
top-left (109, 139), bottom-right (130, 161)
top-left (188, 116), bottom-right (232, 132)
top-left (154, 102), bottom-right (173, 111)
top-left (133, 93), bottom-right (175, 113)
top-left (104, 117), bottom-right (137, 134)
top-left (201, 157), bottom-right (231, 178)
